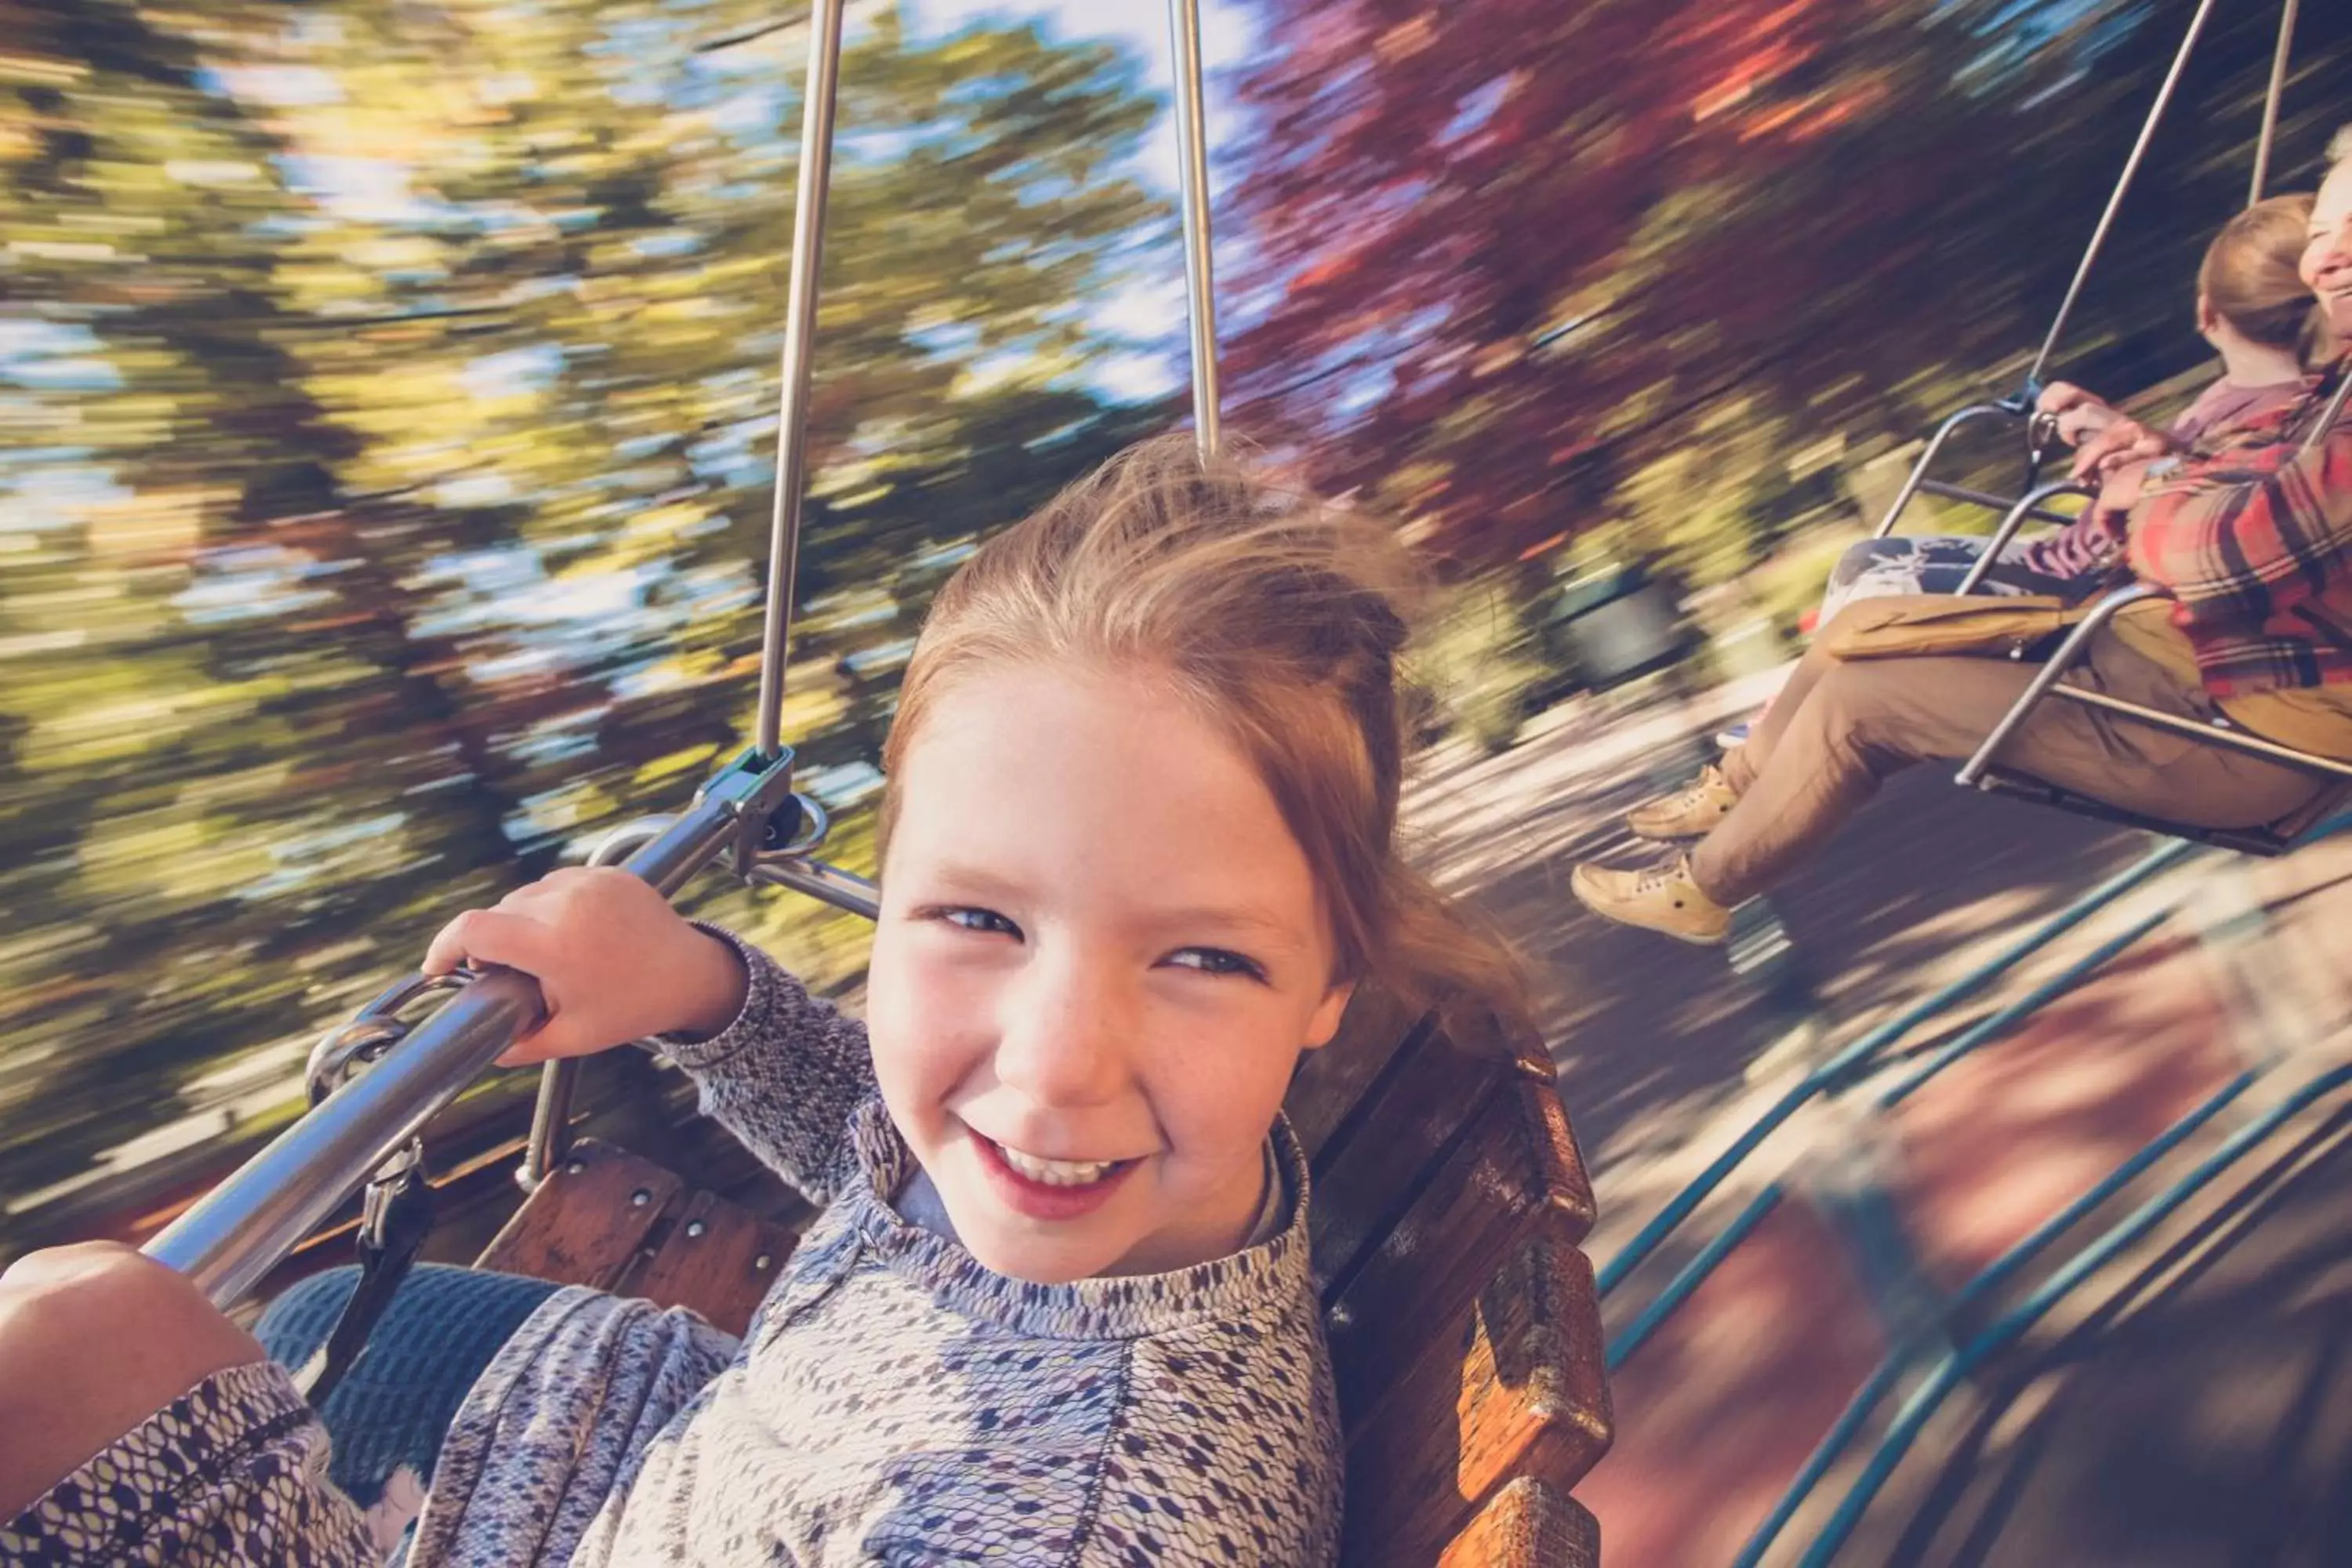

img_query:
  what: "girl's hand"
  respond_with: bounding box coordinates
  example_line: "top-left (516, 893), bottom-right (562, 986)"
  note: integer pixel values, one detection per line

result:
top-left (2089, 455), bottom-right (2176, 521)
top-left (2069, 417), bottom-right (2174, 485)
top-left (422, 867), bottom-right (750, 1065)
top-left (2036, 383), bottom-right (2123, 448)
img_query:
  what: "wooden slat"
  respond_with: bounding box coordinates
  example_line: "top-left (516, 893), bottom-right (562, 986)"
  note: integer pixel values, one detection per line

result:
top-left (1513, 1056), bottom-right (1597, 1239)
top-left (1286, 985), bottom-right (1435, 1161)
top-left (1326, 1074), bottom-right (1596, 1426)
top-left (624, 1187), bottom-right (799, 1338)
top-left (1340, 1218), bottom-right (1613, 1567)
top-left (1306, 1014), bottom-right (1515, 1301)
top-left (475, 1138), bottom-right (685, 1290)
top-left (1434, 1476), bottom-right (1600, 1568)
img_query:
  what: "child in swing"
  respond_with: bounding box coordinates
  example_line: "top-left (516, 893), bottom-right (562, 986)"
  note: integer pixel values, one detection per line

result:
top-left (0, 436), bottom-right (1519, 1566)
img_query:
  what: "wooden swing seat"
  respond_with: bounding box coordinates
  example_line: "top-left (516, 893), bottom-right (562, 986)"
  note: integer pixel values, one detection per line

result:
top-left (474, 990), bottom-right (1612, 1566)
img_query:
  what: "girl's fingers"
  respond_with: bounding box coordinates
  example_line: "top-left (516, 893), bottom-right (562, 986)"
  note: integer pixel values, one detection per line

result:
top-left (421, 907), bottom-right (560, 980)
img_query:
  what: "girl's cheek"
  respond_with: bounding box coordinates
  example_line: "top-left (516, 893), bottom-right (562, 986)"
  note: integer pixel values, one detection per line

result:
top-left (874, 964), bottom-right (996, 1093)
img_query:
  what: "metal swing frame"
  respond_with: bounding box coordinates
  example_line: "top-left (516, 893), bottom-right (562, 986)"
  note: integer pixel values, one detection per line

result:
top-left (1954, 368), bottom-right (2352, 856)
top-left (143, 0), bottom-right (1229, 1308)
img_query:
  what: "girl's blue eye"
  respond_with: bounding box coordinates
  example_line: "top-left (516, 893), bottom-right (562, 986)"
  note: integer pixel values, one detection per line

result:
top-left (940, 906), bottom-right (1020, 938)
top-left (1167, 947), bottom-right (1266, 982)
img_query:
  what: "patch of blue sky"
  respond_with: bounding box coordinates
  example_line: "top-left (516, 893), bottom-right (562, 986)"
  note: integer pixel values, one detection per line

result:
top-left (630, 229), bottom-right (706, 260)
top-left (199, 64), bottom-right (342, 108)
top-left (0, 320), bottom-right (96, 358)
top-left (8, 460), bottom-right (131, 508)
top-left (710, 82), bottom-right (789, 139)
top-left (797, 758), bottom-right (886, 811)
top-left (176, 546), bottom-right (337, 626)
top-left (463, 343), bottom-right (565, 400)
top-left (898, 0), bottom-right (1258, 402)
top-left (0, 321), bottom-right (124, 392)
top-left (274, 154), bottom-right (457, 227)
top-left (434, 473), bottom-right (520, 510)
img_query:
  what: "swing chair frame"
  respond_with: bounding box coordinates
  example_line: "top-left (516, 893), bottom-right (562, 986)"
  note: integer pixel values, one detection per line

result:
top-left (136, 4), bottom-right (1614, 1563)
top-left (1871, 0), bottom-right (2297, 550)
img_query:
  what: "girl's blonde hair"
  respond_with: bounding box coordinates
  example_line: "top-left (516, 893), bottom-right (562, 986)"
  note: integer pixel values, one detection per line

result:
top-left (879, 434), bottom-right (1529, 1030)
top-left (2199, 193), bottom-right (2321, 355)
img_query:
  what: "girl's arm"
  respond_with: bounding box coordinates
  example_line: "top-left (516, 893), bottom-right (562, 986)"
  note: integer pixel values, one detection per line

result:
top-left (2128, 419), bottom-right (2352, 630)
top-left (655, 926), bottom-right (878, 1201)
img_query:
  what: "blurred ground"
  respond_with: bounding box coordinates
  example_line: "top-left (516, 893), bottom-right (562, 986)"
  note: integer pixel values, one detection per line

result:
top-left (1409, 669), bottom-right (2352, 1566)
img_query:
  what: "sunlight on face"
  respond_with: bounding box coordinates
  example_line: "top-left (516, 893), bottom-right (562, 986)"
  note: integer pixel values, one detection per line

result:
top-left (2302, 160), bottom-right (2352, 337)
top-left (866, 661), bottom-right (1354, 1285)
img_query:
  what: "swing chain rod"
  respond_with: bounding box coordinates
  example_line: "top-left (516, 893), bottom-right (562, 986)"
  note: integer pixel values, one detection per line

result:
top-left (2027, 0), bottom-right (2223, 391)
top-left (1167, 0), bottom-right (1221, 458)
top-left (2250, 0), bottom-right (2302, 205)
top-left (753, 0), bottom-right (849, 762)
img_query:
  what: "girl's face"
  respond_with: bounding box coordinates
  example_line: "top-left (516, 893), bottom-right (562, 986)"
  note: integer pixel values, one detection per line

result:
top-left (867, 660), bottom-right (1354, 1284)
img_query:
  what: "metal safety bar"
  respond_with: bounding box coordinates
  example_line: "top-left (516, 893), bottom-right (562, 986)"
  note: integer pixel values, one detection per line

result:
top-left (143, 768), bottom-right (779, 1306)
top-left (1915, 478), bottom-right (2081, 528)
top-left (1952, 479), bottom-right (2093, 595)
top-left (1871, 403), bottom-right (2022, 539)
top-left (1166, 0), bottom-right (1221, 456)
top-left (1958, 583), bottom-right (2352, 790)
top-left (748, 855), bottom-right (880, 918)
top-left (2250, 0), bottom-right (2302, 205)
top-left (753, 0), bottom-right (848, 761)
top-left (2027, 0), bottom-right (2222, 389)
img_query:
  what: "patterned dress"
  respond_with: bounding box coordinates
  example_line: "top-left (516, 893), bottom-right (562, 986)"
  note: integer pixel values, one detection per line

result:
top-left (5, 938), bottom-right (1343, 1566)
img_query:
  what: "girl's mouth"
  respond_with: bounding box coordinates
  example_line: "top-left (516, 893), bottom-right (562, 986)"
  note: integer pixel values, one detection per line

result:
top-left (969, 1129), bottom-right (1141, 1221)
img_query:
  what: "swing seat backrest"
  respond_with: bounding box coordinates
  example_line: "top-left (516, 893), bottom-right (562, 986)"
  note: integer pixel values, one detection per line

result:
top-left (1285, 989), bottom-right (1610, 1567)
top-left (474, 987), bottom-right (1612, 1566)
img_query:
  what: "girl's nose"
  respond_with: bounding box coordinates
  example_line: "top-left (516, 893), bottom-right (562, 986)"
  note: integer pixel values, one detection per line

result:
top-left (993, 949), bottom-right (1133, 1109)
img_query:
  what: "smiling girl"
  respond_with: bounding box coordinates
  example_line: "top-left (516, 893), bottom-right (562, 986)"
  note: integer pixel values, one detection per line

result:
top-left (0, 436), bottom-right (1522, 1566)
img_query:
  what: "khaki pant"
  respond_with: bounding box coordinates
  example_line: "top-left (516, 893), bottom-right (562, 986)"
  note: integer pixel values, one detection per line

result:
top-left (1693, 630), bottom-right (2328, 906)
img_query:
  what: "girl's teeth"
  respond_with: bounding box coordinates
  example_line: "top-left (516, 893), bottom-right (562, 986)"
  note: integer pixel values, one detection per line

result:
top-left (996, 1144), bottom-right (1116, 1186)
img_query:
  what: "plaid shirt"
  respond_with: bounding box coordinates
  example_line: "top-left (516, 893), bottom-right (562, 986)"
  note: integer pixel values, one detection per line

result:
top-left (2128, 357), bottom-right (2352, 697)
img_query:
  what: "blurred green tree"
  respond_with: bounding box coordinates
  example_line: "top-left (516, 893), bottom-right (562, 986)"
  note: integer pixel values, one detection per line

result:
top-left (0, 0), bottom-right (1168, 1229)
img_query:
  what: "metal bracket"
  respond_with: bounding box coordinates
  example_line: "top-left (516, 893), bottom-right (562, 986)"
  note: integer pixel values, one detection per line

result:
top-left (306, 970), bottom-right (481, 1107)
top-left (690, 745), bottom-right (806, 880)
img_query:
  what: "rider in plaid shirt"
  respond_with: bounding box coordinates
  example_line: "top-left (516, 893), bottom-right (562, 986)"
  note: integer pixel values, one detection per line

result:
top-left (2123, 360), bottom-right (2352, 698)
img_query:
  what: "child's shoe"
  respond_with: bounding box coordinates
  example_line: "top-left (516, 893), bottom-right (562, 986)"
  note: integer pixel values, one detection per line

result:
top-left (1570, 857), bottom-right (1731, 945)
top-left (1625, 763), bottom-right (1740, 840)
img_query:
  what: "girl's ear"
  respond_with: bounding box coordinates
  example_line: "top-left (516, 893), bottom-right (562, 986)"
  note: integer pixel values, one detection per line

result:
top-left (2195, 291), bottom-right (2220, 337)
top-left (1301, 982), bottom-right (1356, 1051)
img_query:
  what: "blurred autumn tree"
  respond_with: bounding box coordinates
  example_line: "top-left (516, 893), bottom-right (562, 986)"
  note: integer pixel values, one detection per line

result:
top-left (0, 0), bottom-right (1167, 1232)
top-left (1227, 0), bottom-right (2352, 572)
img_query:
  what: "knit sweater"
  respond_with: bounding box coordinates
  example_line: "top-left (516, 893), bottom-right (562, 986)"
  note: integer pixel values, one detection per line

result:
top-left (4, 938), bottom-right (1343, 1566)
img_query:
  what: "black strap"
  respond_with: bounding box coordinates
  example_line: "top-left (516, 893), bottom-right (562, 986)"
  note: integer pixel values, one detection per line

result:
top-left (294, 1162), bottom-right (435, 1406)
